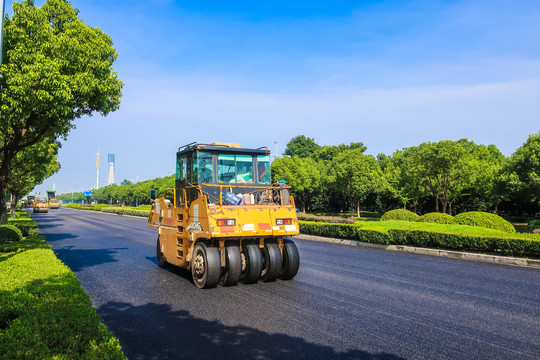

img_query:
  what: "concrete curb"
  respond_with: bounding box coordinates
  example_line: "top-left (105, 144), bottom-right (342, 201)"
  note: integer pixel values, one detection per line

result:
top-left (295, 234), bottom-right (540, 269)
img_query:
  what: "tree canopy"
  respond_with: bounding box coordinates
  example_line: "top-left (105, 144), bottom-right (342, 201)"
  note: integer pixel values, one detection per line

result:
top-left (283, 135), bottom-right (321, 158)
top-left (0, 0), bottom-right (123, 223)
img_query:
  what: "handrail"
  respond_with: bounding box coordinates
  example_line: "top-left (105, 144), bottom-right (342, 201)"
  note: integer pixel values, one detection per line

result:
top-left (181, 184), bottom-right (289, 206)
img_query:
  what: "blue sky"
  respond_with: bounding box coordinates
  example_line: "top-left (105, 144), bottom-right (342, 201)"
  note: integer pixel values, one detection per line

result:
top-left (5, 0), bottom-right (539, 195)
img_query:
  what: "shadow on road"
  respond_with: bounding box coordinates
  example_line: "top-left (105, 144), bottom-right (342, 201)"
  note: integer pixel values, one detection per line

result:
top-left (43, 233), bottom-right (79, 242)
top-left (98, 301), bottom-right (405, 360)
top-left (53, 246), bottom-right (127, 272)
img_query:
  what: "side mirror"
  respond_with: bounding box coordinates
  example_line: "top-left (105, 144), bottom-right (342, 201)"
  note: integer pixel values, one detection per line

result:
top-left (150, 190), bottom-right (156, 201)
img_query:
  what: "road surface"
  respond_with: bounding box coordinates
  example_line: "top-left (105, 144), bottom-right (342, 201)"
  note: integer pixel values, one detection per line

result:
top-left (32, 208), bottom-right (540, 360)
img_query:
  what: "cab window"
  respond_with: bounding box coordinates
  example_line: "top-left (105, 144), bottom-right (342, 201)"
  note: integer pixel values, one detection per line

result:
top-left (256, 155), bottom-right (271, 184)
top-left (198, 152), bottom-right (213, 183)
top-left (218, 154), bottom-right (254, 184)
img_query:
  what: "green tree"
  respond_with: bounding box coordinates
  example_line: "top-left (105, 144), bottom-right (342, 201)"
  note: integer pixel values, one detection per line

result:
top-left (314, 142), bottom-right (367, 161)
top-left (400, 140), bottom-right (482, 214)
top-left (271, 156), bottom-right (320, 212)
top-left (508, 131), bottom-right (540, 204)
top-left (0, 0), bottom-right (123, 223)
top-left (332, 149), bottom-right (387, 217)
top-left (283, 135), bottom-right (321, 158)
top-left (7, 139), bottom-right (60, 217)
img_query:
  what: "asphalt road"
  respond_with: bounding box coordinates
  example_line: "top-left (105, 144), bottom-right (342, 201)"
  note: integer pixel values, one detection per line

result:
top-left (32, 208), bottom-right (540, 360)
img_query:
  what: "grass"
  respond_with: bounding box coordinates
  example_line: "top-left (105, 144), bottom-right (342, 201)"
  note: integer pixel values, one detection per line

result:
top-left (0, 234), bottom-right (125, 359)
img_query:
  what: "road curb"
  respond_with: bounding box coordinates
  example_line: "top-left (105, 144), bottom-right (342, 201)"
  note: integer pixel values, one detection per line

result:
top-left (295, 234), bottom-right (540, 269)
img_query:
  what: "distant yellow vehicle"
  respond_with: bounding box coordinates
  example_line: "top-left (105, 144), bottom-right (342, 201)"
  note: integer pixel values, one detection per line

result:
top-left (33, 196), bottom-right (49, 213)
top-left (148, 142), bottom-right (300, 288)
top-left (47, 190), bottom-right (59, 209)
top-left (48, 198), bottom-right (60, 209)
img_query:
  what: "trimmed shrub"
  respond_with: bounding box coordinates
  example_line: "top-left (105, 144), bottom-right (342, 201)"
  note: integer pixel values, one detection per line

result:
top-left (299, 221), bottom-right (391, 244)
top-left (0, 235), bottom-right (126, 359)
top-left (455, 211), bottom-right (515, 233)
top-left (381, 209), bottom-right (420, 222)
top-left (418, 212), bottom-right (455, 224)
top-left (8, 218), bottom-right (39, 236)
top-left (299, 221), bottom-right (540, 258)
top-left (0, 225), bottom-right (23, 244)
top-left (388, 229), bottom-right (540, 258)
top-left (528, 219), bottom-right (540, 228)
top-left (100, 207), bottom-right (150, 217)
top-left (297, 213), bottom-right (356, 224)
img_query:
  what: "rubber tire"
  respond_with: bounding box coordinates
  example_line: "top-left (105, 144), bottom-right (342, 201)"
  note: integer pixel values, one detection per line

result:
top-left (260, 243), bottom-right (281, 282)
top-left (240, 243), bottom-right (263, 284)
top-left (220, 245), bottom-right (242, 286)
top-left (280, 239), bottom-right (300, 280)
top-left (191, 243), bottom-right (221, 289)
top-left (156, 236), bottom-right (166, 267)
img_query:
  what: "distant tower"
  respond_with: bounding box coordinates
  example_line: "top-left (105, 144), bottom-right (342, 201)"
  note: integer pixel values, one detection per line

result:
top-left (107, 154), bottom-right (115, 185)
top-left (96, 149), bottom-right (102, 189)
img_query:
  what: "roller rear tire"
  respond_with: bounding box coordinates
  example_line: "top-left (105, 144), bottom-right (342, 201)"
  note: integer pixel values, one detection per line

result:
top-left (220, 245), bottom-right (242, 286)
top-left (192, 243), bottom-right (221, 289)
top-left (240, 243), bottom-right (263, 284)
top-left (156, 236), bottom-right (165, 267)
top-left (280, 239), bottom-right (300, 280)
top-left (261, 243), bottom-right (281, 282)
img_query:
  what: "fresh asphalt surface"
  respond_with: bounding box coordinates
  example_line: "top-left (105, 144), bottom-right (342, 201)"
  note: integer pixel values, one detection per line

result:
top-left (31, 208), bottom-right (539, 360)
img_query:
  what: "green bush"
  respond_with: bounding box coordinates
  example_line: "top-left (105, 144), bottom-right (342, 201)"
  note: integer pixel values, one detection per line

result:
top-left (455, 211), bottom-right (515, 233)
top-left (381, 209), bottom-right (420, 222)
top-left (0, 235), bottom-right (126, 359)
top-left (0, 225), bottom-right (23, 244)
top-left (100, 207), bottom-right (150, 217)
top-left (8, 218), bottom-right (39, 236)
top-left (299, 220), bottom-right (540, 258)
top-left (67, 203), bottom-right (80, 209)
top-left (297, 213), bottom-right (356, 224)
top-left (418, 212), bottom-right (455, 224)
top-left (528, 219), bottom-right (540, 228)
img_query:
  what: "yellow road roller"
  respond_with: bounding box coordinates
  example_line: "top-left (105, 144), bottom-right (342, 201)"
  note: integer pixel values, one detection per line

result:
top-left (148, 142), bottom-right (300, 288)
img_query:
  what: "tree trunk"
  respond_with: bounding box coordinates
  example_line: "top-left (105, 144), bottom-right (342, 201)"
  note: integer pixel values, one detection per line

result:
top-left (357, 199), bottom-right (360, 218)
top-left (494, 202), bottom-right (499, 215)
top-left (435, 192), bottom-right (439, 212)
top-left (10, 193), bottom-right (20, 219)
top-left (0, 183), bottom-right (8, 225)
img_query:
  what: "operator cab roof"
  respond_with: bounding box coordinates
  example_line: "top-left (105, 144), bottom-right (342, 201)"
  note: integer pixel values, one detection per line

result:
top-left (177, 142), bottom-right (270, 156)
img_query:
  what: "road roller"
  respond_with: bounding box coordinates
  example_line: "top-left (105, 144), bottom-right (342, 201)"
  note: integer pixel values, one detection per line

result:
top-left (148, 142), bottom-right (300, 288)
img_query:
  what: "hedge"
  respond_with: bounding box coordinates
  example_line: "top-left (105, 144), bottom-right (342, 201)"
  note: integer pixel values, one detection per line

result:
top-left (299, 221), bottom-right (540, 258)
top-left (455, 211), bottom-right (515, 233)
top-left (297, 213), bottom-right (356, 224)
top-left (100, 207), bottom-right (151, 217)
top-left (0, 235), bottom-right (126, 358)
top-left (7, 218), bottom-right (39, 237)
top-left (0, 225), bottom-right (23, 244)
top-left (381, 209), bottom-right (420, 222)
top-left (418, 212), bottom-right (455, 224)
